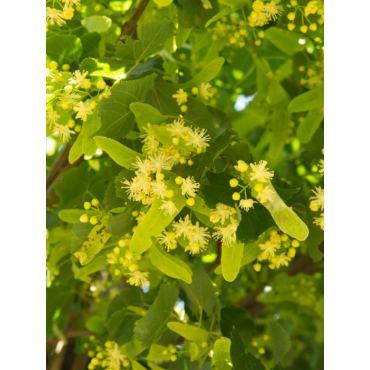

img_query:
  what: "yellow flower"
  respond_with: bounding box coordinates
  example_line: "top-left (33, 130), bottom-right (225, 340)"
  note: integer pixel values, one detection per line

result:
top-left (250, 160), bottom-right (274, 182)
top-left (70, 70), bottom-right (89, 89)
top-left (181, 177), bottom-right (200, 197)
top-left (213, 218), bottom-right (238, 246)
top-left (275, 253), bottom-right (291, 268)
top-left (251, 11), bottom-right (269, 26)
top-left (264, 1), bottom-right (283, 21)
top-left (46, 106), bottom-right (60, 128)
top-left (199, 83), bottom-right (214, 100)
top-left (318, 159), bottom-right (324, 175)
top-left (172, 89), bottom-right (188, 105)
top-left (257, 187), bottom-right (275, 203)
top-left (128, 271), bottom-right (149, 287)
top-left (158, 231), bottom-right (177, 251)
top-left (167, 118), bottom-right (190, 138)
top-left (173, 215), bottom-right (195, 238)
top-left (314, 213), bottom-right (324, 230)
top-left (151, 180), bottom-right (167, 199)
top-left (52, 124), bottom-right (75, 142)
top-left (210, 203), bottom-right (233, 225)
top-left (62, 7), bottom-right (75, 20)
top-left (46, 7), bottom-right (66, 27)
top-left (73, 101), bottom-right (93, 121)
top-left (239, 199), bottom-right (257, 212)
top-left (253, 0), bottom-right (265, 12)
top-left (186, 128), bottom-right (210, 148)
top-left (310, 186), bottom-right (324, 211)
top-left (259, 241), bottom-right (278, 258)
top-left (160, 200), bottom-right (178, 216)
top-left (305, 1), bottom-right (318, 16)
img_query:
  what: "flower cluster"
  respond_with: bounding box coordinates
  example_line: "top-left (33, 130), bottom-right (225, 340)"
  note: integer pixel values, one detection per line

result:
top-left (299, 62), bottom-right (324, 89)
top-left (286, 0), bottom-right (324, 33)
top-left (167, 215), bottom-right (211, 255)
top-left (46, 0), bottom-right (81, 27)
top-left (310, 149), bottom-right (324, 231)
top-left (84, 339), bottom-right (130, 370)
top-left (253, 230), bottom-right (301, 271)
top-left (210, 204), bottom-right (238, 246)
top-left (249, 0), bottom-right (284, 27)
top-left (172, 83), bottom-right (215, 112)
top-left (106, 236), bottom-right (149, 288)
top-left (46, 68), bottom-right (111, 142)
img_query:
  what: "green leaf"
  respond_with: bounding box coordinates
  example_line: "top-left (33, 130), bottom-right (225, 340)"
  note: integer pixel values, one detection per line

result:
top-left (179, 0), bottom-right (219, 29)
top-left (212, 337), bottom-right (232, 370)
top-left (269, 321), bottom-right (291, 365)
top-left (80, 57), bottom-right (128, 80)
top-left (107, 310), bottom-right (140, 345)
top-left (230, 329), bottom-right (265, 370)
top-left (105, 182), bottom-right (126, 212)
top-left (268, 79), bottom-right (289, 105)
top-left (107, 287), bottom-right (143, 318)
top-left (86, 315), bottom-right (107, 334)
top-left (46, 35), bottom-right (83, 65)
top-left (167, 322), bottom-right (210, 342)
top-left (58, 209), bottom-right (100, 223)
top-left (176, 24), bottom-right (193, 48)
top-left (202, 172), bottom-right (235, 208)
top-left (74, 254), bottom-right (108, 281)
top-left (72, 220), bottom-right (95, 241)
top-left (183, 97), bottom-right (216, 136)
top-left (107, 204), bottom-right (141, 238)
top-left (288, 85), bottom-right (324, 113)
top-left (149, 241), bottom-right (193, 283)
top-left (240, 227), bottom-right (277, 268)
top-left (147, 344), bottom-right (173, 361)
top-left (179, 57), bottom-right (225, 90)
top-left (69, 132), bottom-right (84, 164)
top-left (297, 106), bottom-right (324, 144)
top-left (134, 284), bottom-right (178, 348)
top-left (293, 204), bottom-right (324, 261)
top-left (74, 216), bottom-right (111, 265)
top-left (94, 137), bottom-right (145, 168)
top-left (146, 77), bottom-right (182, 116)
top-left (221, 242), bottom-right (244, 282)
top-left (274, 186), bottom-right (300, 202)
top-left (55, 162), bottom-right (90, 208)
top-left (269, 103), bottom-right (291, 158)
top-left (236, 205), bottom-right (276, 245)
top-left (223, 142), bottom-right (250, 166)
top-left (173, 129), bottom-right (234, 182)
top-left (83, 16), bottom-right (112, 33)
top-left (95, 73), bottom-right (157, 139)
top-left (265, 27), bottom-right (305, 56)
top-left (221, 306), bottom-right (255, 348)
top-left (205, 7), bottom-right (232, 28)
top-left (80, 32), bottom-right (101, 59)
top-left (220, 0), bottom-right (249, 11)
top-left (179, 268), bottom-right (218, 317)
top-left (78, 98), bottom-right (101, 158)
top-left (130, 102), bottom-right (166, 131)
top-left (116, 20), bottom-right (175, 63)
top-left (250, 182), bottom-right (309, 241)
top-left (130, 178), bottom-right (187, 254)
top-left (132, 361), bottom-right (148, 370)
top-left (189, 342), bottom-right (199, 361)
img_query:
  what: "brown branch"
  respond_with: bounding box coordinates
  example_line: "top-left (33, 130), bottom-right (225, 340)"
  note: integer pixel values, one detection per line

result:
top-left (46, 143), bottom-right (72, 189)
top-left (120, 0), bottom-right (150, 38)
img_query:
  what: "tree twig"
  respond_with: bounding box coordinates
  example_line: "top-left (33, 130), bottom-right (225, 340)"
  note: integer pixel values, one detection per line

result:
top-left (120, 0), bottom-right (150, 38)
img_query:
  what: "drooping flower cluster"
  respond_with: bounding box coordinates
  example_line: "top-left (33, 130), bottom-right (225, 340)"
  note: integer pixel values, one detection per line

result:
top-left (253, 230), bottom-right (301, 271)
top-left (46, 67), bottom-right (111, 142)
top-left (210, 204), bottom-right (238, 246)
top-left (286, 0), bottom-right (324, 33)
top-left (249, 0), bottom-right (283, 27)
top-left (46, 0), bottom-right (80, 27)
top-left (172, 83), bottom-right (215, 112)
top-left (310, 150), bottom-right (324, 231)
top-left (106, 235), bottom-right (149, 288)
top-left (170, 215), bottom-right (211, 255)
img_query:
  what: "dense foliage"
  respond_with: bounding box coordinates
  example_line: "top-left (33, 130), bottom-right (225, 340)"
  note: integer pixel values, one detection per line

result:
top-left (46, 0), bottom-right (324, 369)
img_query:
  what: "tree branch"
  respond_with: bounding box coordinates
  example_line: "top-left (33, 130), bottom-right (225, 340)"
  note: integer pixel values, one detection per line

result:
top-left (120, 0), bottom-right (150, 38)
